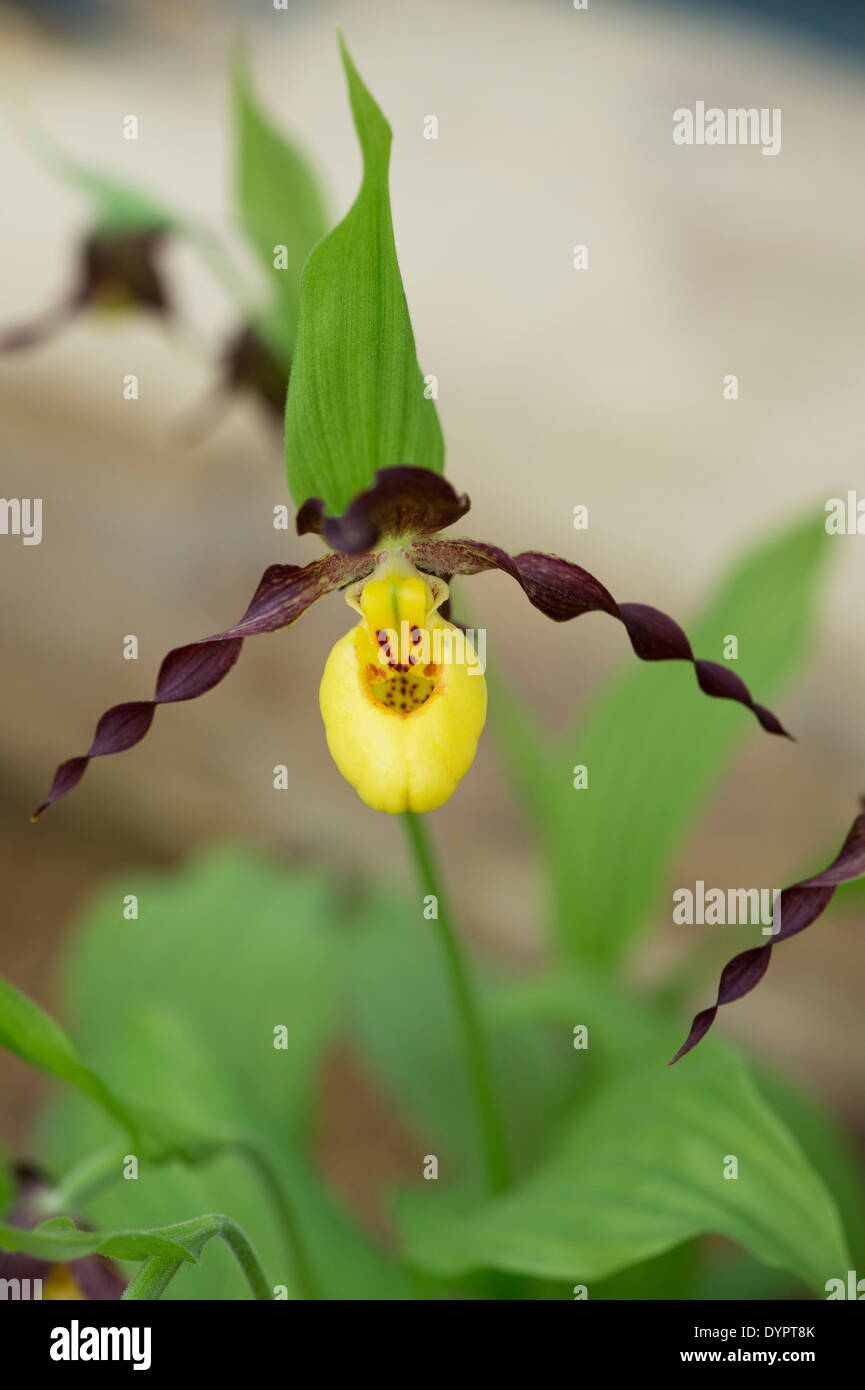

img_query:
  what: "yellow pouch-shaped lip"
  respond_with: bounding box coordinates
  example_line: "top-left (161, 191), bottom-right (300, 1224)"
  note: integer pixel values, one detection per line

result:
top-left (320, 553), bottom-right (486, 813)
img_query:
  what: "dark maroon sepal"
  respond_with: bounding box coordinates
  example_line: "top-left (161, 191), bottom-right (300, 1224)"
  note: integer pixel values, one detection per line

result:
top-left (413, 538), bottom-right (790, 737)
top-left (82, 228), bottom-right (170, 315)
top-left (0, 228), bottom-right (169, 353)
top-left (297, 466), bottom-right (470, 554)
top-left (32, 551), bottom-right (373, 818)
top-left (222, 324), bottom-right (288, 422)
top-left (670, 806), bottom-right (865, 1062)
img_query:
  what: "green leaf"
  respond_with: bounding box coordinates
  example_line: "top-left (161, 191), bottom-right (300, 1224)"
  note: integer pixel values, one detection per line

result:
top-left (491, 513), bottom-right (830, 966)
top-left (399, 1044), bottom-right (849, 1294)
top-left (489, 965), bottom-right (673, 1075)
top-left (754, 1067), bottom-right (865, 1273)
top-left (233, 54), bottom-right (329, 347)
top-left (19, 123), bottom-right (175, 232)
top-left (284, 34), bottom-right (444, 512)
top-left (63, 171), bottom-right (175, 235)
top-left (39, 851), bottom-right (414, 1300)
top-left (55, 851), bottom-right (342, 1138)
top-left (42, 1014), bottom-right (413, 1301)
top-left (0, 974), bottom-right (137, 1139)
top-left (0, 1152), bottom-right (14, 1218)
top-left (0, 1215), bottom-right (198, 1265)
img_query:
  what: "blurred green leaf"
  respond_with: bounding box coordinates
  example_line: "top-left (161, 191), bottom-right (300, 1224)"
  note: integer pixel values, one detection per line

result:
top-left (56, 850), bottom-right (342, 1140)
top-left (63, 172), bottom-right (175, 235)
top-left (39, 851), bottom-right (414, 1300)
top-left (492, 965), bottom-right (865, 1293)
top-left (0, 974), bottom-right (137, 1139)
top-left (490, 513), bottom-right (829, 966)
top-left (589, 1240), bottom-right (700, 1301)
top-left (20, 122), bottom-right (176, 232)
top-left (284, 35), bottom-right (444, 512)
top-left (43, 1010), bottom-right (412, 1300)
top-left (399, 1044), bottom-right (849, 1294)
top-left (489, 965), bottom-right (671, 1078)
top-left (233, 54), bottom-right (329, 347)
top-left (755, 1068), bottom-right (865, 1273)
top-left (0, 1154), bottom-right (14, 1218)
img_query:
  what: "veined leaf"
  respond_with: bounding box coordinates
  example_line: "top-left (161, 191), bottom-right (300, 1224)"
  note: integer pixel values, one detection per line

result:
top-left (491, 969), bottom-right (865, 1290)
top-left (233, 54), bottom-right (329, 345)
top-left (399, 1044), bottom-right (849, 1294)
top-left (284, 35), bottom-right (444, 512)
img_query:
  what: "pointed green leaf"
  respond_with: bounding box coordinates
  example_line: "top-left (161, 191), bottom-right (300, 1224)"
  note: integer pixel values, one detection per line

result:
top-left (0, 974), bottom-right (137, 1138)
top-left (19, 123), bottom-right (175, 232)
top-left (0, 974), bottom-right (232, 1169)
top-left (233, 55), bottom-right (329, 346)
top-left (400, 1045), bottom-right (849, 1294)
top-left (284, 35), bottom-right (444, 512)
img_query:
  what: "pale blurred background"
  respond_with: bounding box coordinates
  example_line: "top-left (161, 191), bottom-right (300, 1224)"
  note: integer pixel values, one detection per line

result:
top-left (1, 0), bottom-right (864, 1195)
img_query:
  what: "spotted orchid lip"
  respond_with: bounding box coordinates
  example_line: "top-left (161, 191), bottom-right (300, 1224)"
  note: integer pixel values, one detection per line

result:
top-left (33, 464), bottom-right (790, 819)
top-left (670, 804), bottom-right (865, 1062)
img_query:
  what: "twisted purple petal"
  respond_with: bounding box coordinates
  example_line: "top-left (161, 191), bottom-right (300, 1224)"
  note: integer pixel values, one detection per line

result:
top-left (32, 552), bottom-right (374, 819)
top-left (670, 807), bottom-right (865, 1062)
top-left (412, 538), bottom-right (789, 737)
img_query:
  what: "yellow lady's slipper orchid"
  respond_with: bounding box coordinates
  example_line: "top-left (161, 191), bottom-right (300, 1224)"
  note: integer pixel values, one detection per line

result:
top-left (33, 467), bottom-right (787, 823)
top-left (320, 552), bottom-right (486, 812)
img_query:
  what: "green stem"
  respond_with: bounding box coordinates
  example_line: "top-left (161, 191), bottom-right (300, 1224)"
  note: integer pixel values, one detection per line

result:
top-left (123, 1217), bottom-right (272, 1301)
top-left (402, 812), bottom-right (511, 1193)
top-left (217, 1215), bottom-right (273, 1300)
top-left (43, 1135), bottom-right (320, 1300)
top-left (234, 1138), bottom-right (321, 1301)
top-left (123, 1256), bottom-right (183, 1301)
top-left (38, 1145), bottom-right (127, 1215)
